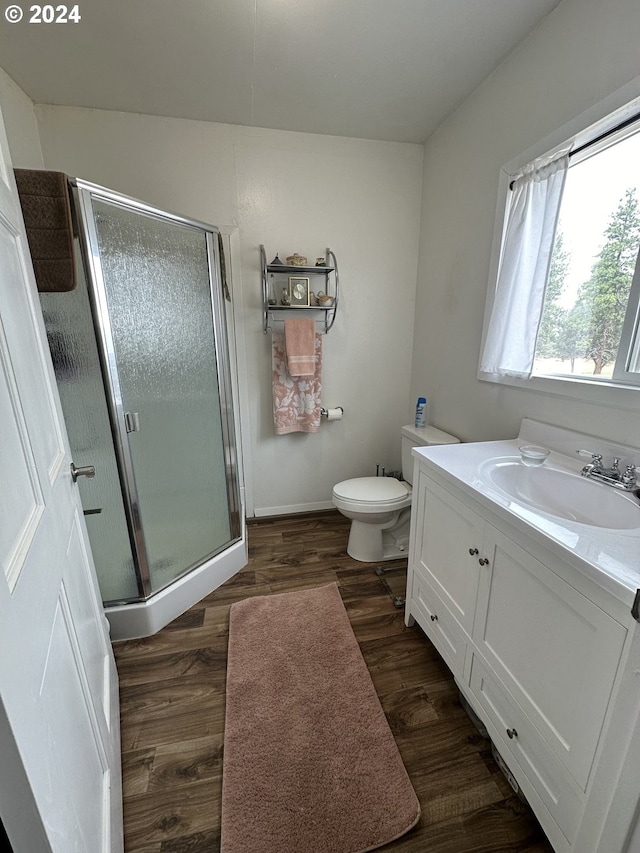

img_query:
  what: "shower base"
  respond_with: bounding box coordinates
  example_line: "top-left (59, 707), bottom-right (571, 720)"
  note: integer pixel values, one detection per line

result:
top-left (105, 536), bottom-right (247, 640)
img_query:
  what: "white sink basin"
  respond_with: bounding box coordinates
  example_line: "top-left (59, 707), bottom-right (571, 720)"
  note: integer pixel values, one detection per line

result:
top-left (479, 459), bottom-right (640, 529)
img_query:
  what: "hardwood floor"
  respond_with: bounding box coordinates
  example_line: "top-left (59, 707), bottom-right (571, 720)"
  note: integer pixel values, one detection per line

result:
top-left (113, 511), bottom-right (554, 853)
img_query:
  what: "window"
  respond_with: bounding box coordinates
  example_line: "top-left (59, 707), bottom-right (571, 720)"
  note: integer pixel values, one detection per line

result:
top-left (479, 104), bottom-right (640, 397)
top-left (533, 121), bottom-right (640, 384)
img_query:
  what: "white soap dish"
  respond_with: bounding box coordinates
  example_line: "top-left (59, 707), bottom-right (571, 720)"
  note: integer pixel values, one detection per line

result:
top-left (519, 445), bottom-right (550, 466)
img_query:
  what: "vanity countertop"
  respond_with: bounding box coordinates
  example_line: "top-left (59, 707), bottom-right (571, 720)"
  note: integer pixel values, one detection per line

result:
top-left (412, 421), bottom-right (640, 607)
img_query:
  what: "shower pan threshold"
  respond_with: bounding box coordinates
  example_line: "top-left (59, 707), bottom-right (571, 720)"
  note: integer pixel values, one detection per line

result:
top-left (105, 535), bottom-right (247, 640)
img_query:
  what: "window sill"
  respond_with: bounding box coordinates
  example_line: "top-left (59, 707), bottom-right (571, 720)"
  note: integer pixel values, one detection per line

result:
top-left (478, 370), bottom-right (640, 412)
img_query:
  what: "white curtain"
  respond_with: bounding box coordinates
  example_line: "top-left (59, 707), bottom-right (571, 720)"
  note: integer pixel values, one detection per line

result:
top-left (478, 152), bottom-right (569, 379)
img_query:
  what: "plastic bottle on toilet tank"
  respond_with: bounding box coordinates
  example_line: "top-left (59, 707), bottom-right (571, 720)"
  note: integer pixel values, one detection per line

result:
top-left (415, 397), bottom-right (427, 429)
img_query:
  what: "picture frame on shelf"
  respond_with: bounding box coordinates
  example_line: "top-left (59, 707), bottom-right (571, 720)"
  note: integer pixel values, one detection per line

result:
top-left (288, 276), bottom-right (310, 307)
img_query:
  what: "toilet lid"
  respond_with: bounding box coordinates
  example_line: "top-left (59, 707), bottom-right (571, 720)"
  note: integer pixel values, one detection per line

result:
top-left (333, 477), bottom-right (410, 504)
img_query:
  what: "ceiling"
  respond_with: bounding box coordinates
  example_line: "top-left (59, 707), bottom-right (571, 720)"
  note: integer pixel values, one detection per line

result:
top-left (0, 0), bottom-right (562, 144)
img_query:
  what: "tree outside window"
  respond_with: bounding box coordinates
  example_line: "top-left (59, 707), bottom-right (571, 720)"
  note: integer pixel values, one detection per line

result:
top-left (534, 136), bottom-right (640, 381)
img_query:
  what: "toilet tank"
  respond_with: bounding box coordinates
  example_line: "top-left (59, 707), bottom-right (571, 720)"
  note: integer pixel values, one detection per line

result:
top-left (401, 424), bottom-right (459, 484)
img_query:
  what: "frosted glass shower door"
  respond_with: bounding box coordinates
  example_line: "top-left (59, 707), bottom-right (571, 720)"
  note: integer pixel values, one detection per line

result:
top-left (40, 250), bottom-right (138, 604)
top-left (87, 196), bottom-right (239, 595)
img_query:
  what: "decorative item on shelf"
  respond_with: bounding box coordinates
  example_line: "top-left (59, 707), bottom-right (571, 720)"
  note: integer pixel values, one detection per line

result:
top-left (309, 291), bottom-right (318, 306)
top-left (288, 276), bottom-right (310, 306)
top-left (286, 253), bottom-right (307, 266)
top-left (315, 257), bottom-right (326, 266)
top-left (270, 254), bottom-right (283, 265)
top-left (268, 273), bottom-right (277, 305)
top-left (280, 287), bottom-right (290, 306)
top-left (317, 291), bottom-right (334, 307)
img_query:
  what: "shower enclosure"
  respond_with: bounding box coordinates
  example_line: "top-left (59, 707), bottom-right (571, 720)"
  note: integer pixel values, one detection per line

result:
top-left (40, 180), bottom-right (245, 639)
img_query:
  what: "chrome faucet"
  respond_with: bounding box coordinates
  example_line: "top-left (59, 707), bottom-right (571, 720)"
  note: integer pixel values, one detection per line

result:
top-left (577, 449), bottom-right (637, 491)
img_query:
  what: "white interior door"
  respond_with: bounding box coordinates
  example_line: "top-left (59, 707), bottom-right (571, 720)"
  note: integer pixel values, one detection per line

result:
top-left (0, 108), bottom-right (123, 851)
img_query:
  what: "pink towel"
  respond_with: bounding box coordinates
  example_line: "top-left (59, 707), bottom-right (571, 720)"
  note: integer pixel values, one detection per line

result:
top-left (284, 318), bottom-right (316, 376)
top-left (272, 331), bottom-right (323, 434)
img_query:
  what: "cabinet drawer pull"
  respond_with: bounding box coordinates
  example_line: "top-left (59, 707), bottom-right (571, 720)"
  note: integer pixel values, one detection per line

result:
top-left (478, 557), bottom-right (490, 566)
top-left (506, 727), bottom-right (518, 739)
top-left (430, 614), bottom-right (438, 621)
top-left (468, 547), bottom-right (479, 555)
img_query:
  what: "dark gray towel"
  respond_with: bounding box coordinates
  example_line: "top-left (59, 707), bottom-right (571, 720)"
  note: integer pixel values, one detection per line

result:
top-left (14, 169), bottom-right (76, 292)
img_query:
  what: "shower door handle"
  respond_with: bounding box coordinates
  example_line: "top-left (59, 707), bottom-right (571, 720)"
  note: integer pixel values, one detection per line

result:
top-left (70, 462), bottom-right (96, 483)
top-left (124, 412), bottom-right (140, 433)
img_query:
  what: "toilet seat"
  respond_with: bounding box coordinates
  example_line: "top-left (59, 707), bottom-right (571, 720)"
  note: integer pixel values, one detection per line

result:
top-left (333, 477), bottom-right (411, 509)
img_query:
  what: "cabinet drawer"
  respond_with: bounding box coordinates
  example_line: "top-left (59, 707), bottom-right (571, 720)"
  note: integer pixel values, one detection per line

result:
top-left (410, 568), bottom-right (467, 679)
top-left (470, 653), bottom-right (584, 846)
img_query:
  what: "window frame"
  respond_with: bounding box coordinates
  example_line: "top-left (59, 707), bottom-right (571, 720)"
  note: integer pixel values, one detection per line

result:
top-left (479, 84), bottom-right (640, 412)
top-left (613, 244), bottom-right (640, 383)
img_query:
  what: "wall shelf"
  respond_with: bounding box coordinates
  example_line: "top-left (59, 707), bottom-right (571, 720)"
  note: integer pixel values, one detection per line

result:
top-left (261, 245), bottom-right (339, 333)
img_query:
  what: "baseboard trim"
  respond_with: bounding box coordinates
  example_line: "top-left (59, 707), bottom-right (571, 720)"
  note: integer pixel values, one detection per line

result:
top-left (253, 500), bottom-right (335, 517)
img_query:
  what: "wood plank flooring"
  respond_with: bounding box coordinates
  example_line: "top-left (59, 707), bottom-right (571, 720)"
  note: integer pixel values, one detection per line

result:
top-left (113, 511), bottom-right (554, 853)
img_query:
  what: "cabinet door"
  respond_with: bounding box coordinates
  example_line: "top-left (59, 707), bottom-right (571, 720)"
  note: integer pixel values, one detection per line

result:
top-left (412, 473), bottom-right (484, 636)
top-left (474, 526), bottom-right (627, 790)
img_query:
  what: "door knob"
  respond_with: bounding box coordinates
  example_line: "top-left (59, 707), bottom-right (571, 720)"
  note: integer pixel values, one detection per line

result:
top-left (70, 462), bottom-right (96, 483)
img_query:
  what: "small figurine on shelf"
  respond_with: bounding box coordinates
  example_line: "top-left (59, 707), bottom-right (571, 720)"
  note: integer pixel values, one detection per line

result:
top-left (309, 291), bottom-right (318, 306)
top-left (280, 287), bottom-right (290, 306)
top-left (268, 273), bottom-right (277, 305)
top-left (315, 257), bottom-right (326, 266)
top-left (270, 254), bottom-right (283, 265)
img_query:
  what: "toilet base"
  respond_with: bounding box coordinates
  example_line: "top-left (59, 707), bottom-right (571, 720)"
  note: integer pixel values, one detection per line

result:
top-left (346, 513), bottom-right (410, 563)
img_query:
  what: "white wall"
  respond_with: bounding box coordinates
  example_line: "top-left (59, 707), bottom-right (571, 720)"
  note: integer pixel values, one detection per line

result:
top-left (412, 0), bottom-right (640, 446)
top-left (12, 0), bottom-right (638, 517)
top-left (31, 106), bottom-right (424, 515)
top-left (0, 68), bottom-right (43, 168)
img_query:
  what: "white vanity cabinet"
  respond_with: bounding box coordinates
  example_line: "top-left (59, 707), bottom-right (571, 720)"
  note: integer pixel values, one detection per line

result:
top-left (406, 461), bottom-right (634, 853)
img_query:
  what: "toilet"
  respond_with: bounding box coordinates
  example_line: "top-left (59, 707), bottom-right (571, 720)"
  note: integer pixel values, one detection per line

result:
top-left (332, 424), bottom-right (459, 562)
